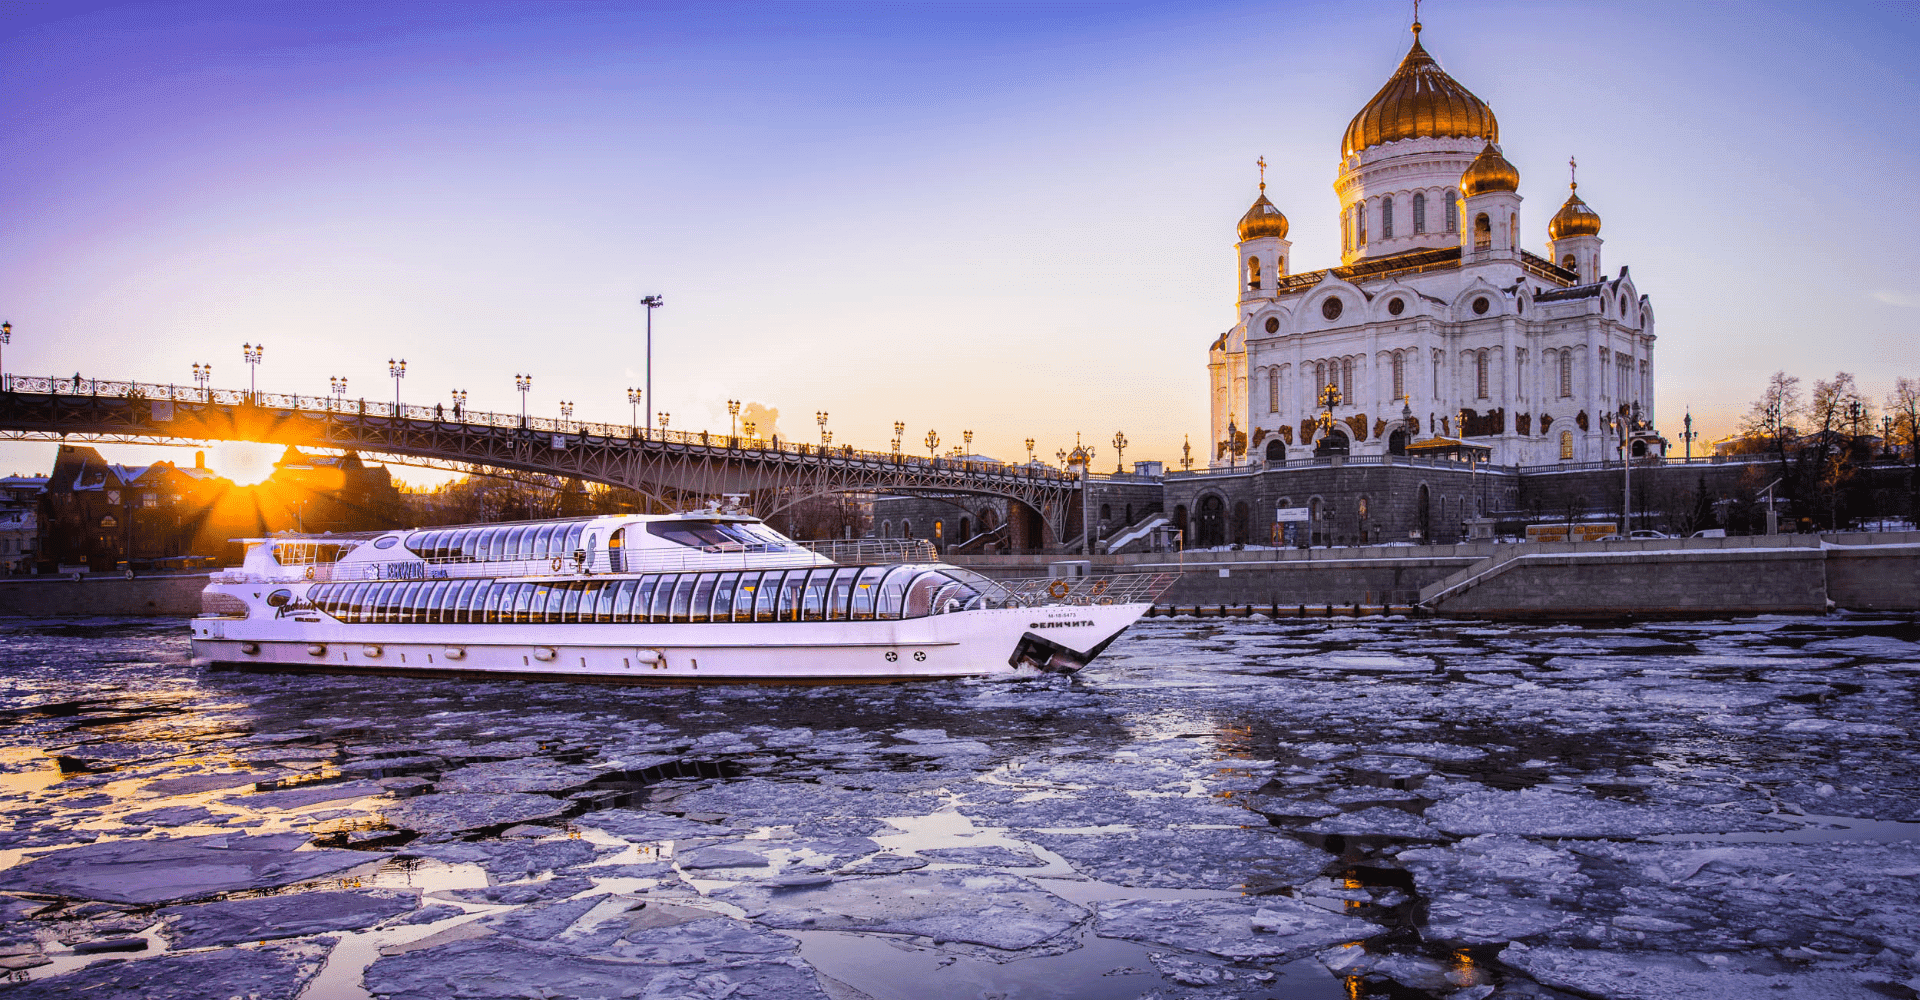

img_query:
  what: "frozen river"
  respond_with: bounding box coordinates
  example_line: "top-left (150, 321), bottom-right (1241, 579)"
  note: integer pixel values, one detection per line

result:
top-left (1, 614), bottom-right (1918, 1000)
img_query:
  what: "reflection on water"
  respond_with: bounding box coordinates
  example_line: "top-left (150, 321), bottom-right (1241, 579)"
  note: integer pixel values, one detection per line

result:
top-left (0, 613), bottom-right (1917, 998)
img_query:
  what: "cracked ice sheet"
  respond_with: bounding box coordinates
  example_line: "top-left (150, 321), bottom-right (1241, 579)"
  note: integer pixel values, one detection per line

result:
top-left (160, 888), bottom-right (418, 948)
top-left (4, 939), bottom-right (334, 1000)
top-left (716, 868), bottom-right (1086, 951)
top-left (364, 918), bottom-right (831, 1000)
top-left (668, 779), bottom-right (943, 826)
top-left (1427, 787), bottom-right (1798, 837)
top-left (0, 834), bottom-right (376, 904)
top-left (1023, 828), bottom-right (1330, 890)
top-left (1094, 897), bottom-right (1385, 961)
top-left (1501, 944), bottom-right (1895, 999)
top-left (381, 791), bottom-right (571, 834)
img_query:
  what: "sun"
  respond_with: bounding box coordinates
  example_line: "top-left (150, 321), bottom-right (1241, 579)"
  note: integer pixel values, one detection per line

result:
top-left (209, 441), bottom-right (280, 486)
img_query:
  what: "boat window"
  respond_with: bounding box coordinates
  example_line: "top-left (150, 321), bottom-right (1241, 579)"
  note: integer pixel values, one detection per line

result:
top-left (502, 583), bottom-right (529, 624)
top-left (646, 574), bottom-right (674, 621)
top-left (561, 523), bottom-right (587, 563)
top-left (419, 581), bottom-right (444, 623)
top-left (365, 582), bottom-right (391, 623)
top-left (712, 572), bottom-right (739, 621)
top-left (592, 580), bottom-right (616, 622)
top-left (731, 572), bottom-right (761, 622)
top-left (801, 568), bottom-right (832, 621)
top-left (339, 583), bottom-right (363, 623)
top-left (408, 582), bottom-right (431, 623)
top-left (826, 567), bottom-right (859, 621)
top-left (689, 574), bottom-right (716, 622)
top-left (527, 524), bottom-right (553, 562)
top-left (850, 566), bottom-right (887, 620)
top-left (753, 571), bottom-right (782, 622)
top-left (428, 531), bottom-right (450, 561)
top-left (484, 582), bottom-right (509, 623)
top-left (387, 582), bottom-right (410, 623)
top-left (874, 566), bottom-right (915, 619)
top-left (445, 579), bottom-right (472, 623)
top-left (561, 582), bottom-right (585, 621)
top-left (611, 578), bottom-right (639, 621)
top-left (474, 526), bottom-right (496, 563)
top-left (471, 582), bottom-right (495, 624)
top-left (446, 529), bottom-right (467, 562)
top-left (645, 519), bottom-right (800, 553)
top-left (669, 576), bottom-right (697, 622)
top-left (775, 571), bottom-right (805, 621)
top-left (608, 527), bottom-right (627, 573)
top-left (633, 576), bottom-right (659, 623)
top-left (498, 526), bottom-right (524, 564)
top-left (537, 584), bottom-right (560, 623)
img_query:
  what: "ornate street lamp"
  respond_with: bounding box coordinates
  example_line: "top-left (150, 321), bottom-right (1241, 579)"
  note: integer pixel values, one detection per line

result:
top-left (640, 294), bottom-right (664, 429)
top-left (451, 388), bottom-right (467, 420)
top-left (0, 320), bottom-right (10, 387)
top-left (925, 429), bottom-right (939, 459)
top-left (1181, 435), bottom-right (1193, 472)
top-left (962, 429), bottom-right (973, 457)
top-left (241, 342), bottom-right (264, 398)
top-left (194, 363), bottom-right (213, 401)
top-left (559, 400), bottom-right (574, 431)
top-left (743, 418), bottom-right (757, 440)
top-left (727, 399), bottom-right (740, 439)
top-left (658, 412), bottom-right (670, 434)
top-left (388, 358), bottom-right (406, 413)
top-left (1112, 431), bottom-right (1128, 473)
top-left (1680, 410), bottom-right (1698, 463)
top-left (627, 388), bottom-right (643, 434)
top-left (515, 373), bottom-right (532, 426)
top-left (1025, 438), bottom-right (1035, 465)
top-left (816, 410), bottom-right (831, 446)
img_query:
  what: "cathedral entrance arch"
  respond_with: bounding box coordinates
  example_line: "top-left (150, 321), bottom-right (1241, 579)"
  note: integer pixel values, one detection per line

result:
top-left (1265, 440), bottom-right (1286, 463)
top-left (1314, 430), bottom-right (1350, 458)
top-left (1197, 494), bottom-right (1226, 548)
top-left (1388, 429), bottom-right (1408, 455)
top-left (1417, 484), bottom-right (1432, 542)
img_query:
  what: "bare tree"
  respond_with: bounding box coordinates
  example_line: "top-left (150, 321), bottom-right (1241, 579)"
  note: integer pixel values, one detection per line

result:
top-left (1740, 370), bottom-right (1802, 476)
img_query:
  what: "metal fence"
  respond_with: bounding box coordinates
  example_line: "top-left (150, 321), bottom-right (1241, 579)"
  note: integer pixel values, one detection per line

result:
top-left (987, 572), bottom-right (1180, 608)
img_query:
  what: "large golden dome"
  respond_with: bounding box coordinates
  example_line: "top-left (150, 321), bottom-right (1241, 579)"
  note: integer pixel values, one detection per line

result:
top-left (1460, 142), bottom-right (1519, 197)
top-left (1342, 25), bottom-right (1499, 158)
top-left (1549, 184), bottom-right (1602, 238)
top-left (1238, 189), bottom-right (1289, 241)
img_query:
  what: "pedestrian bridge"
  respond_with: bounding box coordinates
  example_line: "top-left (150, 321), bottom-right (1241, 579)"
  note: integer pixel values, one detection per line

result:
top-left (0, 375), bottom-right (1078, 540)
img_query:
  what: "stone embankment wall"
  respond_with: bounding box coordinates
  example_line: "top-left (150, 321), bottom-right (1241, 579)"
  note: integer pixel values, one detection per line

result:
top-left (950, 531), bottom-right (1920, 617)
top-left (0, 573), bottom-right (209, 617)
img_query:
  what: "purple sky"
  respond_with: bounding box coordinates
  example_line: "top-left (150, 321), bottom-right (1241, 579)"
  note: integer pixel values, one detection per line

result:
top-left (3, 1), bottom-right (1916, 481)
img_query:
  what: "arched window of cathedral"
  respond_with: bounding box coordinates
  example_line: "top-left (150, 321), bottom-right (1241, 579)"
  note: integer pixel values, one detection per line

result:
top-left (1413, 192), bottom-right (1427, 234)
top-left (1247, 256), bottom-right (1261, 290)
top-left (1356, 202), bottom-right (1367, 245)
top-left (1476, 351), bottom-right (1490, 400)
top-left (1387, 297), bottom-right (1405, 316)
top-left (1392, 352), bottom-right (1406, 401)
top-left (1267, 370), bottom-right (1279, 413)
top-left (1264, 317), bottom-right (1279, 334)
top-left (1559, 430), bottom-right (1574, 460)
top-left (1509, 213), bottom-right (1518, 246)
top-left (1341, 211), bottom-right (1350, 253)
top-left (1381, 195), bottom-right (1395, 239)
top-left (1315, 361), bottom-right (1327, 391)
top-left (1446, 192), bottom-right (1459, 234)
top-left (1432, 349), bottom-right (1443, 396)
top-left (1559, 352), bottom-right (1572, 398)
top-left (880, 520), bottom-right (892, 538)
top-left (1562, 253), bottom-right (1577, 271)
top-left (1341, 357), bottom-right (1355, 402)
top-left (1620, 293), bottom-right (1629, 316)
top-left (1266, 440), bottom-right (1285, 462)
top-left (1474, 213), bottom-right (1491, 251)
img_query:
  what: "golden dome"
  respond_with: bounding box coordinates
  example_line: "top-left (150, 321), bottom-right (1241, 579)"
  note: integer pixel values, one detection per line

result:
top-left (1342, 25), bottom-right (1498, 158)
top-left (1549, 184), bottom-right (1602, 238)
top-left (1460, 142), bottom-right (1519, 197)
top-left (1238, 189), bottom-right (1289, 241)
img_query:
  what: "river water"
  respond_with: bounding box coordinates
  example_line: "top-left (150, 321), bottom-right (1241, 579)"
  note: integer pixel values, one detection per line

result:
top-left (1, 614), bottom-right (1918, 999)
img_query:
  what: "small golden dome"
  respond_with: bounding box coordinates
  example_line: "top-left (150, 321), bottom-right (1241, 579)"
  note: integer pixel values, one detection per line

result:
top-left (1460, 142), bottom-right (1519, 197)
top-left (1342, 25), bottom-right (1499, 158)
top-left (1238, 190), bottom-right (1289, 241)
top-left (1549, 184), bottom-right (1602, 238)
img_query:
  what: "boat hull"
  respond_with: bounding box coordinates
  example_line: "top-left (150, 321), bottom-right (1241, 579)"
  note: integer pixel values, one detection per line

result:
top-left (188, 601), bottom-right (1146, 683)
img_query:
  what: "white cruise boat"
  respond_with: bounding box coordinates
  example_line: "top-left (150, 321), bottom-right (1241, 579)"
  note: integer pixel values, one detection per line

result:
top-left (189, 511), bottom-right (1175, 683)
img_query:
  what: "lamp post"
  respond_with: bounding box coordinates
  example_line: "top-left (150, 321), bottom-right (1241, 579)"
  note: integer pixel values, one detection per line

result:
top-left (817, 411), bottom-right (830, 447)
top-left (451, 388), bottom-right (467, 420)
top-left (1681, 410), bottom-right (1698, 463)
top-left (962, 429), bottom-right (973, 458)
top-left (559, 401), bottom-right (573, 431)
top-left (1025, 438), bottom-right (1035, 465)
top-left (0, 320), bottom-right (10, 388)
top-left (658, 412), bottom-right (670, 436)
top-left (1112, 431), bottom-right (1128, 473)
top-left (1182, 435), bottom-right (1192, 472)
top-left (515, 374), bottom-right (532, 427)
top-left (1603, 405), bottom-right (1636, 535)
top-left (388, 358), bottom-right (406, 413)
top-left (241, 342), bottom-right (263, 399)
top-left (727, 399), bottom-right (740, 439)
top-left (743, 418), bottom-right (757, 441)
top-left (925, 430), bottom-right (939, 460)
top-left (640, 294), bottom-right (663, 429)
top-left (194, 363), bottom-right (213, 401)
top-left (329, 376), bottom-right (347, 409)
top-left (627, 388), bottom-right (643, 435)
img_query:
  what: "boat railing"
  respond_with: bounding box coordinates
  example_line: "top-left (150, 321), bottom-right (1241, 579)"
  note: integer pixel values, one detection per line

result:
top-left (224, 537), bottom-right (942, 584)
top-left (793, 538), bottom-right (938, 566)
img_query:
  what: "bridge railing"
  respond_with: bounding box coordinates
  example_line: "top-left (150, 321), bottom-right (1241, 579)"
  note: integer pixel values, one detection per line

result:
top-left (4, 373), bottom-right (1077, 485)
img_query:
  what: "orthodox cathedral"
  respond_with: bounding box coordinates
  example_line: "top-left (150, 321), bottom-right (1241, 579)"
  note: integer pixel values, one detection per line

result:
top-left (1208, 19), bottom-right (1656, 470)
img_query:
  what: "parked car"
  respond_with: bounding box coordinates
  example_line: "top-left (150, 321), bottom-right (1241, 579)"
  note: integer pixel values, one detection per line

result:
top-left (1628, 530), bottom-right (1671, 539)
top-left (1690, 529), bottom-right (1727, 538)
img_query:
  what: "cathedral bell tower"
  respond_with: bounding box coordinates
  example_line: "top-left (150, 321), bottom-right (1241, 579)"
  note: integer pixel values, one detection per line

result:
top-left (1459, 142), bottom-right (1521, 260)
top-left (1548, 158), bottom-right (1604, 282)
top-left (1237, 157), bottom-right (1290, 307)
